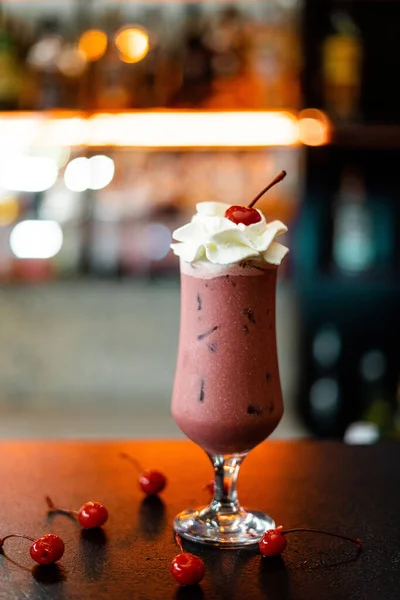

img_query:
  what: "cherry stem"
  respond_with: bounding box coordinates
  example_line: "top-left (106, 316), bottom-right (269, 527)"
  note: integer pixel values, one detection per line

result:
top-left (45, 495), bottom-right (79, 517)
top-left (120, 452), bottom-right (144, 474)
top-left (0, 534), bottom-right (36, 549)
top-left (175, 534), bottom-right (185, 554)
top-left (248, 170), bottom-right (287, 208)
top-left (281, 528), bottom-right (362, 548)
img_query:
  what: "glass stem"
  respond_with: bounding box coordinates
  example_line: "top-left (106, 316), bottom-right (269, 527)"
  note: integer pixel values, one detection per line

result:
top-left (209, 453), bottom-right (246, 511)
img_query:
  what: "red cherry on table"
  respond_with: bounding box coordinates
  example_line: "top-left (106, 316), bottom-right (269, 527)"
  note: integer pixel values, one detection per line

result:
top-left (120, 453), bottom-right (168, 496)
top-left (171, 552), bottom-right (206, 586)
top-left (0, 533), bottom-right (65, 566)
top-left (224, 205), bottom-right (262, 226)
top-left (171, 534), bottom-right (206, 586)
top-left (78, 501), bottom-right (109, 529)
top-left (30, 534), bottom-right (65, 565)
top-left (46, 496), bottom-right (108, 530)
top-left (258, 526), bottom-right (362, 558)
top-left (259, 529), bottom-right (287, 557)
top-left (138, 469), bottom-right (167, 496)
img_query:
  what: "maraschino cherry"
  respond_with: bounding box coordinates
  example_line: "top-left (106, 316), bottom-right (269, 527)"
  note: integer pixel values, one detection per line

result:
top-left (224, 205), bottom-right (262, 226)
top-left (0, 533), bottom-right (65, 565)
top-left (225, 170), bottom-right (286, 226)
top-left (259, 526), bottom-right (362, 558)
top-left (46, 496), bottom-right (108, 529)
top-left (120, 452), bottom-right (167, 496)
top-left (170, 534), bottom-right (205, 586)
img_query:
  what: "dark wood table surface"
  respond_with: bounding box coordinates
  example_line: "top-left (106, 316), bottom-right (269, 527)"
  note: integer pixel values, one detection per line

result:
top-left (1, 440), bottom-right (399, 600)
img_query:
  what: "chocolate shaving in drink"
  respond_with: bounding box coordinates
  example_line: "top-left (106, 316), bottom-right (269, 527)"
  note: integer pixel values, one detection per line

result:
top-left (199, 379), bottom-right (205, 402)
top-left (239, 260), bottom-right (254, 269)
top-left (198, 325), bottom-right (219, 340)
top-left (247, 405), bottom-right (263, 416)
top-left (242, 308), bottom-right (256, 324)
top-left (197, 293), bottom-right (202, 311)
top-left (266, 372), bottom-right (271, 383)
top-left (239, 260), bottom-right (264, 272)
top-left (208, 342), bottom-right (217, 353)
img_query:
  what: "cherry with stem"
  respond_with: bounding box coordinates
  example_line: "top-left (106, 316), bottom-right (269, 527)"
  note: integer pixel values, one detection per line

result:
top-left (120, 452), bottom-right (167, 496)
top-left (170, 534), bottom-right (205, 586)
top-left (0, 533), bottom-right (65, 565)
top-left (225, 170), bottom-right (287, 226)
top-left (46, 495), bottom-right (108, 530)
top-left (259, 525), bottom-right (362, 558)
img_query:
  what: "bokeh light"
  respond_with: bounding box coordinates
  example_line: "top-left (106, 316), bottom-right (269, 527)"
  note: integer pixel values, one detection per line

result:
top-left (297, 109), bottom-right (331, 146)
top-left (40, 185), bottom-right (84, 224)
top-left (312, 326), bottom-right (341, 368)
top-left (64, 157), bottom-right (90, 192)
top-left (344, 422), bottom-right (380, 445)
top-left (0, 195), bottom-right (19, 226)
top-left (89, 155), bottom-right (115, 190)
top-left (27, 36), bottom-right (63, 70)
top-left (310, 378), bottom-right (339, 417)
top-left (360, 350), bottom-right (386, 382)
top-left (78, 29), bottom-right (108, 62)
top-left (86, 111), bottom-right (299, 147)
top-left (64, 155), bottom-right (115, 192)
top-left (0, 157), bottom-right (58, 192)
top-left (10, 220), bottom-right (63, 259)
top-left (57, 45), bottom-right (87, 77)
top-left (115, 26), bottom-right (150, 64)
top-left (0, 112), bottom-right (300, 148)
top-left (143, 223), bottom-right (172, 260)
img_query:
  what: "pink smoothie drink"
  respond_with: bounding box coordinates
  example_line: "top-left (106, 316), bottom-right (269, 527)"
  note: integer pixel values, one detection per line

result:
top-left (172, 259), bottom-right (283, 455)
top-left (170, 187), bottom-right (288, 546)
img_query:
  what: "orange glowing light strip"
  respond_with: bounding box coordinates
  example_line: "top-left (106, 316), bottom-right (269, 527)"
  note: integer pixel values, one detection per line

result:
top-left (1, 0), bottom-right (255, 3)
top-left (0, 110), bottom-right (329, 149)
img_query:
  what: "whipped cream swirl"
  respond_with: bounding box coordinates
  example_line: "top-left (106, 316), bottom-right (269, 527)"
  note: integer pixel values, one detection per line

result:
top-left (171, 202), bottom-right (289, 265)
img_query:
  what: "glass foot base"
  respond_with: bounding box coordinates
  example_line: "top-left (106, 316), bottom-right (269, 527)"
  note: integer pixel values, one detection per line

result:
top-left (173, 505), bottom-right (275, 547)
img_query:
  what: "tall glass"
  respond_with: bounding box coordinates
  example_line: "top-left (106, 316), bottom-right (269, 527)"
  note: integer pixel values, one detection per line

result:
top-left (171, 258), bottom-right (284, 546)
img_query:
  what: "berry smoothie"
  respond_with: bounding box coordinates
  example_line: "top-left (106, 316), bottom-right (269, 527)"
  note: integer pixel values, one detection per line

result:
top-left (171, 259), bottom-right (283, 455)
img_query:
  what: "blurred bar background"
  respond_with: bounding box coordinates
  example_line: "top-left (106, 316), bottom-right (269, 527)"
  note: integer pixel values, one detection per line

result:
top-left (0, 0), bottom-right (399, 442)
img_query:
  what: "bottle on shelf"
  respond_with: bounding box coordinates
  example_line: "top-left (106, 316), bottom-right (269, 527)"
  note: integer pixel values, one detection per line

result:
top-left (322, 10), bottom-right (363, 123)
top-left (26, 17), bottom-right (67, 109)
top-left (247, 6), bottom-right (301, 110)
top-left (0, 7), bottom-right (22, 109)
top-left (171, 6), bottom-right (213, 108)
top-left (359, 349), bottom-right (393, 440)
top-left (332, 168), bottom-right (375, 275)
top-left (88, 8), bottom-right (132, 110)
top-left (202, 7), bottom-right (247, 109)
